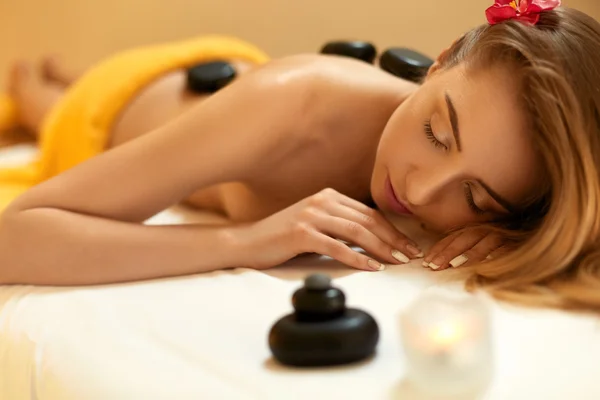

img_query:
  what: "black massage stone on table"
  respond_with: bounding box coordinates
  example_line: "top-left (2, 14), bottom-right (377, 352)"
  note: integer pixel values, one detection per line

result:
top-left (320, 41), bottom-right (378, 64)
top-left (186, 61), bottom-right (237, 94)
top-left (379, 48), bottom-right (435, 83)
top-left (268, 273), bottom-right (380, 367)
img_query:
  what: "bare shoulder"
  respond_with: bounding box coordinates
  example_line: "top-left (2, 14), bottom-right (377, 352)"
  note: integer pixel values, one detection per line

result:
top-left (252, 53), bottom-right (413, 88)
top-left (244, 54), bottom-right (416, 140)
top-left (250, 53), bottom-right (415, 103)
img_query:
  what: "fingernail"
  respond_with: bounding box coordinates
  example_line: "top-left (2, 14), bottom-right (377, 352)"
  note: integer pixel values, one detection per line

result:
top-left (485, 254), bottom-right (493, 260)
top-left (428, 262), bottom-right (441, 270)
top-left (422, 261), bottom-right (429, 267)
top-left (391, 250), bottom-right (410, 263)
top-left (429, 256), bottom-right (444, 270)
top-left (368, 259), bottom-right (386, 271)
top-left (406, 244), bottom-right (423, 257)
top-left (450, 254), bottom-right (469, 268)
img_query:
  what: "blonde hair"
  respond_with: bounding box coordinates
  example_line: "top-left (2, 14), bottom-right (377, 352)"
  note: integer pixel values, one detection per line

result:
top-left (438, 7), bottom-right (600, 313)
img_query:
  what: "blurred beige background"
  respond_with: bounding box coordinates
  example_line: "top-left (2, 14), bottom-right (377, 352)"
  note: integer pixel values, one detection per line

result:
top-left (0, 0), bottom-right (598, 86)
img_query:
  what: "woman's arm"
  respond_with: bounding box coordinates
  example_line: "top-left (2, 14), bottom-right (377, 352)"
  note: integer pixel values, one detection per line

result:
top-left (0, 57), bottom-right (317, 285)
top-left (0, 211), bottom-right (251, 285)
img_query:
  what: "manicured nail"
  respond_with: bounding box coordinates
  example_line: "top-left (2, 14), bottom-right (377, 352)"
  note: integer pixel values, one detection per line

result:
top-left (422, 261), bottom-right (429, 267)
top-left (429, 256), bottom-right (444, 270)
top-left (392, 250), bottom-right (410, 263)
top-left (368, 259), bottom-right (386, 271)
top-left (428, 262), bottom-right (441, 270)
top-left (406, 244), bottom-right (423, 257)
top-left (450, 254), bottom-right (469, 268)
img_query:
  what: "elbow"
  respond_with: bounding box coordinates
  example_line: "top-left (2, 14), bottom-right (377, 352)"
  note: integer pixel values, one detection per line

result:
top-left (0, 206), bottom-right (27, 284)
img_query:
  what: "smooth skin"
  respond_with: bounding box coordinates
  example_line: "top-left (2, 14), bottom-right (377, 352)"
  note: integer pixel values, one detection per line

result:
top-left (0, 51), bottom-right (542, 285)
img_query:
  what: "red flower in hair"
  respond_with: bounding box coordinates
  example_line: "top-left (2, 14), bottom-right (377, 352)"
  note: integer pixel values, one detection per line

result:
top-left (486, 0), bottom-right (561, 25)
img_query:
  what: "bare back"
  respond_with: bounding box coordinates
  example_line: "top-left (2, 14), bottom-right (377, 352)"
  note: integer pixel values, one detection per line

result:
top-left (108, 55), bottom-right (415, 222)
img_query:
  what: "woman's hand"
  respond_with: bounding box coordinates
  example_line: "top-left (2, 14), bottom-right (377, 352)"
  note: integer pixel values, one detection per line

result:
top-left (235, 188), bottom-right (423, 271)
top-left (422, 227), bottom-right (504, 271)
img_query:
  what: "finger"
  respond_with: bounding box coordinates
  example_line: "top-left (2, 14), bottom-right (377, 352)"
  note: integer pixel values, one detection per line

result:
top-left (327, 189), bottom-right (378, 215)
top-left (313, 213), bottom-right (406, 265)
top-left (455, 234), bottom-right (504, 268)
top-left (324, 202), bottom-right (421, 261)
top-left (325, 199), bottom-right (422, 259)
top-left (310, 232), bottom-right (387, 272)
top-left (486, 245), bottom-right (510, 261)
top-left (426, 230), bottom-right (488, 271)
top-left (423, 232), bottom-right (460, 266)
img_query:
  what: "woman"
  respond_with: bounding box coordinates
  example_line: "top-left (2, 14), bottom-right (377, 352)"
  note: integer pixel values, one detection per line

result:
top-left (0, 2), bottom-right (598, 312)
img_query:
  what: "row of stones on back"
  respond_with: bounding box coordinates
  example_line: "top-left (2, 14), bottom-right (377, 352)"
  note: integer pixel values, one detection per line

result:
top-left (186, 41), bottom-right (435, 94)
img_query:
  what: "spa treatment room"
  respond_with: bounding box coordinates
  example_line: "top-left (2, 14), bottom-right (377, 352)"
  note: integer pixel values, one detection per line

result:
top-left (1, 0), bottom-right (599, 398)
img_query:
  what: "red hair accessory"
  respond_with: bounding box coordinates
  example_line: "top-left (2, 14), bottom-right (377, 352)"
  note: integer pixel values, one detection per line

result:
top-left (485, 0), bottom-right (561, 26)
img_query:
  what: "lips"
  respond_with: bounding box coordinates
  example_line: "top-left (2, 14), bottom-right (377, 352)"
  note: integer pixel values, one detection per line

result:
top-left (384, 176), bottom-right (413, 215)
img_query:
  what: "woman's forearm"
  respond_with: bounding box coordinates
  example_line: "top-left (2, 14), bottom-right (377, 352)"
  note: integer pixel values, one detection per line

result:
top-left (0, 208), bottom-right (247, 286)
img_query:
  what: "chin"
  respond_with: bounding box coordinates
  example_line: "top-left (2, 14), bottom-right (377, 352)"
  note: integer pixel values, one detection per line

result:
top-left (419, 221), bottom-right (445, 233)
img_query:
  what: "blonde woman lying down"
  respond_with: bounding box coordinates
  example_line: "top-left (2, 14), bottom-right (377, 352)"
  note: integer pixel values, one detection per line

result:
top-left (0, 2), bottom-right (599, 312)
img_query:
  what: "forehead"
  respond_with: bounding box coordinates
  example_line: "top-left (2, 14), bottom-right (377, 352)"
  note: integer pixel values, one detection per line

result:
top-left (433, 64), bottom-right (543, 203)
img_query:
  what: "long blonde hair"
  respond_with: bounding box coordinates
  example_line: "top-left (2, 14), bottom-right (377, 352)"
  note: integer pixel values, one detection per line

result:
top-left (438, 7), bottom-right (600, 312)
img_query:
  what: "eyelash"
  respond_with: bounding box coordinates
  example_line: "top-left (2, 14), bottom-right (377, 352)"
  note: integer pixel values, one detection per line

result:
top-left (463, 184), bottom-right (486, 215)
top-left (423, 120), bottom-right (447, 150)
top-left (423, 120), bottom-right (484, 215)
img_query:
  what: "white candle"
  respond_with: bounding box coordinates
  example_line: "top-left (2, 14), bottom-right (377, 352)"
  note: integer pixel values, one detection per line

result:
top-left (400, 290), bottom-right (493, 396)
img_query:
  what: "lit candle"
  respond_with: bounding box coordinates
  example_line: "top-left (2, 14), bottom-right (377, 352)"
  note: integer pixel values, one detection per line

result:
top-left (400, 290), bottom-right (493, 396)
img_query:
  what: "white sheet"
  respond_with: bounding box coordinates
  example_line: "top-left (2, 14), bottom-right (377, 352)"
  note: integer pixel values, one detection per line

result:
top-left (1, 145), bottom-right (599, 400)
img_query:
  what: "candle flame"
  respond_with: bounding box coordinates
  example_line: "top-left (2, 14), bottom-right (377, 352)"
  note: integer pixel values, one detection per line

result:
top-left (431, 322), bottom-right (463, 347)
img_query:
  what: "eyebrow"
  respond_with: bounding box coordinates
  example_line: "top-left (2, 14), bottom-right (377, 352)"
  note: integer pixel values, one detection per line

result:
top-left (445, 93), bottom-right (462, 152)
top-left (444, 93), bottom-right (518, 213)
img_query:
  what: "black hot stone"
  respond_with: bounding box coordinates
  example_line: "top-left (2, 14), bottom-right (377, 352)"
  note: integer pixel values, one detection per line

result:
top-left (268, 274), bottom-right (379, 367)
top-left (320, 41), bottom-right (378, 64)
top-left (186, 61), bottom-right (237, 94)
top-left (379, 48), bottom-right (435, 83)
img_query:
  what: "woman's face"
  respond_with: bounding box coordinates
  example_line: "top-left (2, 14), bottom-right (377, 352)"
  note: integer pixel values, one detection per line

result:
top-left (371, 63), bottom-right (543, 233)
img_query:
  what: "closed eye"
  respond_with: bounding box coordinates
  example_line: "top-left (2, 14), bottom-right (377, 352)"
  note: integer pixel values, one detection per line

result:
top-left (424, 119), bottom-right (448, 150)
top-left (463, 183), bottom-right (486, 215)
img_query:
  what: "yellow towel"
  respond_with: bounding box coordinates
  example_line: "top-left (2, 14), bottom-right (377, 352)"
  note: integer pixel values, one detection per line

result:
top-left (0, 35), bottom-right (270, 212)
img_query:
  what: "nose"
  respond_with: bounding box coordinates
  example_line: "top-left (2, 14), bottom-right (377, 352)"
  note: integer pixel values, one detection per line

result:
top-left (405, 163), bottom-right (459, 207)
